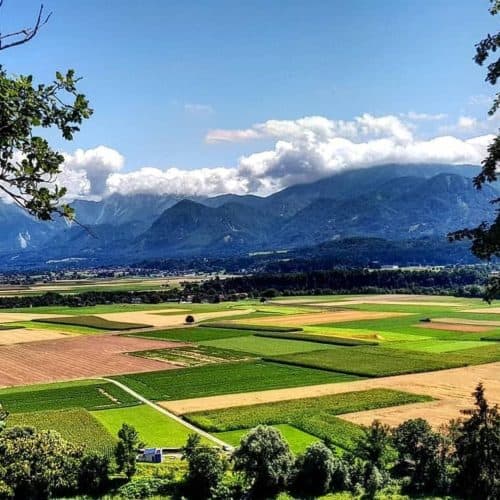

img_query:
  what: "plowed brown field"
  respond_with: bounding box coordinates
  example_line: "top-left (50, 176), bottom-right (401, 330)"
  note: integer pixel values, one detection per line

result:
top-left (0, 335), bottom-right (185, 387)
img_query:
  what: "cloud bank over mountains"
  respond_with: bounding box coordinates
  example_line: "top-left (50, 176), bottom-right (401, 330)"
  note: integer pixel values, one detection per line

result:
top-left (58, 113), bottom-right (495, 200)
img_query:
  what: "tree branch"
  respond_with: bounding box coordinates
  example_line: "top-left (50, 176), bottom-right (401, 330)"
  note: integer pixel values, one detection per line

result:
top-left (0, 3), bottom-right (51, 51)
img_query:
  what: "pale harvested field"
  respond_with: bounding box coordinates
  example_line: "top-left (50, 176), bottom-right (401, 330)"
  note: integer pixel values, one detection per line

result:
top-left (311, 300), bottom-right (462, 307)
top-left (236, 310), bottom-right (411, 327)
top-left (462, 307), bottom-right (500, 313)
top-left (162, 362), bottom-right (500, 428)
top-left (415, 322), bottom-right (491, 333)
top-left (433, 317), bottom-right (500, 327)
top-left (0, 328), bottom-right (70, 345)
top-left (0, 335), bottom-right (185, 387)
top-left (0, 312), bottom-right (66, 324)
top-left (95, 308), bottom-right (253, 328)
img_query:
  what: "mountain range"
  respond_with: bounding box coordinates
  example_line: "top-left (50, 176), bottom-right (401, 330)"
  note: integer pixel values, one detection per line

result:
top-left (0, 163), bottom-right (495, 269)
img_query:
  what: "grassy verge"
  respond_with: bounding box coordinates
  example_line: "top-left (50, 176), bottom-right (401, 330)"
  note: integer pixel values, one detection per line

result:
top-left (112, 361), bottom-right (360, 401)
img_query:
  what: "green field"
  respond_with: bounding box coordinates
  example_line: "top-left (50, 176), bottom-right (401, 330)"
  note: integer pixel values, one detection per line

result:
top-left (0, 380), bottom-right (139, 413)
top-left (215, 424), bottom-right (320, 455)
top-left (113, 361), bottom-right (360, 401)
top-left (7, 408), bottom-right (116, 454)
top-left (266, 346), bottom-right (466, 377)
top-left (34, 315), bottom-right (150, 330)
top-left (91, 405), bottom-right (209, 448)
top-left (200, 335), bottom-right (341, 356)
top-left (132, 344), bottom-right (253, 366)
top-left (254, 331), bottom-right (379, 346)
top-left (186, 388), bottom-right (430, 450)
top-left (130, 326), bottom-right (255, 342)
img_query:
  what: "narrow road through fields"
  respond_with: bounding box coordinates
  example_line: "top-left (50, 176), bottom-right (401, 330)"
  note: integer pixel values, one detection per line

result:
top-left (100, 377), bottom-right (233, 450)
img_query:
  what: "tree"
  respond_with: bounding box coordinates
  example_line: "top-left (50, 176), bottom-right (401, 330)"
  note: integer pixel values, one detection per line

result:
top-left (292, 441), bottom-right (340, 497)
top-left (78, 453), bottom-right (110, 495)
top-left (184, 443), bottom-right (227, 499)
top-left (233, 425), bottom-right (294, 497)
top-left (392, 418), bottom-right (451, 495)
top-left (449, 1), bottom-right (500, 299)
top-left (0, 2), bottom-right (92, 221)
top-left (0, 427), bottom-right (83, 499)
top-left (115, 424), bottom-right (143, 480)
top-left (355, 420), bottom-right (394, 498)
top-left (452, 383), bottom-right (500, 499)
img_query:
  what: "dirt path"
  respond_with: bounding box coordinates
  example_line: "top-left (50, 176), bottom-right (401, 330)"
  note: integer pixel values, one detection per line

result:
top-left (161, 362), bottom-right (500, 428)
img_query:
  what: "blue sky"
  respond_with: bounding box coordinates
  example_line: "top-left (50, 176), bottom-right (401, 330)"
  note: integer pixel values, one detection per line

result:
top-left (2, 0), bottom-right (499, 198)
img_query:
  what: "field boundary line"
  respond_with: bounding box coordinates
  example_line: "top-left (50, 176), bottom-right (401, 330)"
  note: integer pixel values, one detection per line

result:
top-left (98, 377), bottom-right (233, 450)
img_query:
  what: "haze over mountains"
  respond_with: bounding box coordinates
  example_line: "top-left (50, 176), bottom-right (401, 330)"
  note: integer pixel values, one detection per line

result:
top-left (0, 164), bottom-right (495, 268)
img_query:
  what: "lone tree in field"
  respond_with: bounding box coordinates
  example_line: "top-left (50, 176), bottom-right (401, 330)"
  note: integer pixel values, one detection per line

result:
top-left (0, 1), bottom-right (92, 221)
top-left (115, 424), bottom-right (143, 480)
top-left (449, 0), bottom-right (500, 299)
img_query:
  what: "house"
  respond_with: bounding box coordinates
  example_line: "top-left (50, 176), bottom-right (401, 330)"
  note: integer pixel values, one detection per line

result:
top-left (137, 448), bottom-right (163, 463)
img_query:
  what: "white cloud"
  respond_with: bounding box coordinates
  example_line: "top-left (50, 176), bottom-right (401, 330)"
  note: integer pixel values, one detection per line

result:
top-left (205, 128), bottom-right (263, 143)
top-left (44, 114), bottom-right (495, 201)
top-left (61, 146), bottom-right (125, 197)
top-left (184, 103), bottom-right (214, 115)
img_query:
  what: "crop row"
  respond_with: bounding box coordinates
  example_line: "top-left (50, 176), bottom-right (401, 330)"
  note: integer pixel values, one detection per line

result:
top-left (0, 381), bottom-right (139, 413)
top-left (7, 408), bottom-right (117, 455)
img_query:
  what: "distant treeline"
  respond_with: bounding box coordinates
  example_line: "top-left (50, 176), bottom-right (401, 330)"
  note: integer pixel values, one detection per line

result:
top-left (192, 268), bottom-right (488, 298)
top-left (0, 289), bottom-right (181, 309)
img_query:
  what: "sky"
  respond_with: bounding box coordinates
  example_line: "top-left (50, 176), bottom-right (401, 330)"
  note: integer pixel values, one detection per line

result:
top-left (2, 0), bottom-right (499, 199)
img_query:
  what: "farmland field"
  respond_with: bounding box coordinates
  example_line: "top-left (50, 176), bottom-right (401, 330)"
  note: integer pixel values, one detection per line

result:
top-left (131, 326), bottom-right (255, 342)
top-left (132, 344), bottom-right (253, 366)
top-left (0, 292), bottom-right (499, 455)
top-left (267, 346), bottom-right (469, 376)
top-left (7, 408), bottom-right (116, 454)
top-left (215, 424), bottom-right (320, 455)
top-left (91, 404), bottom-right (209, 448)
top-left (113, 361), bottom-right (361, 400)
top-left (199, 335), bottom-right (342, 356)
top-left (0, 379), bottom-right (139, 413)
top-left (34, 315), bottom-right (150, 330)
top-left (185, 388), bottom-right (430, 450)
